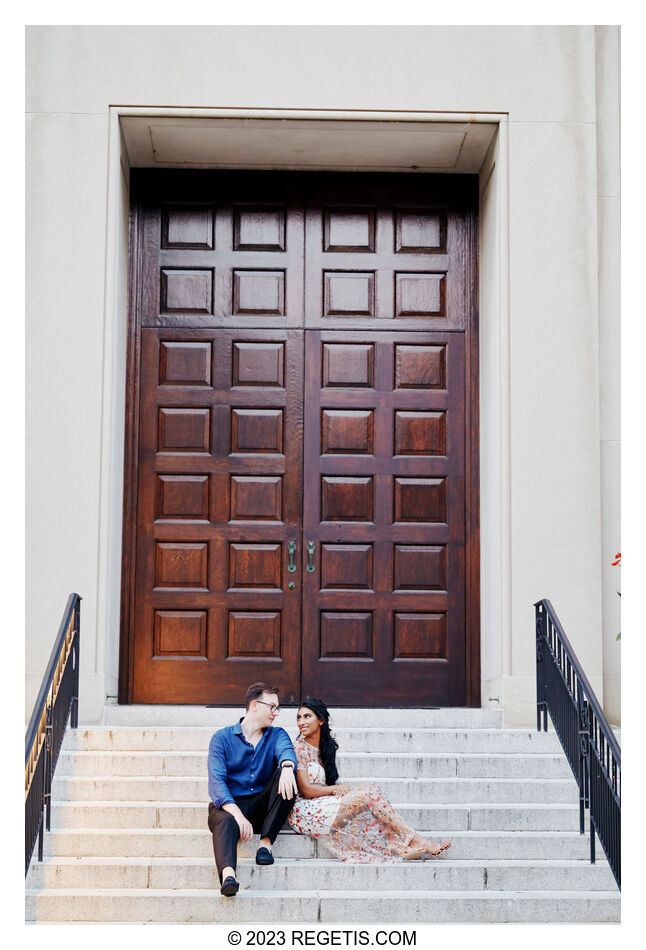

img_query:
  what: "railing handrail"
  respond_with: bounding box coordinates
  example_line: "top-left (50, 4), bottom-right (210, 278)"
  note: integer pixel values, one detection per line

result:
top-left (536, 597), bottom-right (620, 890)
top-left (25, 592), bottom-right (81, 876)
top-left (536, 598), bottom-right (621, 765)
top-left (25, 592), bottom-right (80, 764)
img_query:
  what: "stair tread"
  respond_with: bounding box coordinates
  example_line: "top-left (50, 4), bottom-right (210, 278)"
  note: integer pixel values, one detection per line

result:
top-left (26, 887), bottom-right (620, 898)
top-left (51, 799), bottom-right (581, 807)
top-left (31, 856), bottom-right (610, 867)
top-left (43, 827), bottom-right (596, 840)
top-left (71, 727), bottom-right (550, 734)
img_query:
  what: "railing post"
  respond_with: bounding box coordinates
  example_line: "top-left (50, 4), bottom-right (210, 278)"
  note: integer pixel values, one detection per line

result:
top-left (44, 699), bottom-right (53, 835)
top-left (535, 604), bottom-right (546, 731)
top-left (71, 597), bottom-right (80, 729)
top-left (37, 802), bottom-right (44, 863)
top-left (577, 695), bottom-right (588, 836)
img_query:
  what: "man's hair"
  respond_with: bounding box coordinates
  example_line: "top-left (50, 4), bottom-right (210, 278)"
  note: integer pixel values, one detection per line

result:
top-left (244, 682), bottom-right (279, 711)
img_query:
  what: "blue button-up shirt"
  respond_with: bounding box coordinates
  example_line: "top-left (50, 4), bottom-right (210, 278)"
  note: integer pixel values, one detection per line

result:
top-left (207, 719), bottom-right (298, 807)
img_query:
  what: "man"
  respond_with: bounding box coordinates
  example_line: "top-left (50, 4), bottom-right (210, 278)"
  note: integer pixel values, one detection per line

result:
top-left (207, 682), bottom-right (298, 896)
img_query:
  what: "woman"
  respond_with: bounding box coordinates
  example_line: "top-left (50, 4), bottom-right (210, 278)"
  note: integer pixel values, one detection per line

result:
top-left (288, 699), bottom-right (451, 863)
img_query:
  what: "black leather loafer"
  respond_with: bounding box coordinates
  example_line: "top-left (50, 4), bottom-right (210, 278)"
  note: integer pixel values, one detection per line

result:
top-left (255, 846), bottom-right (274, 865)
top-left (220, 875), bottom-right (239, 896)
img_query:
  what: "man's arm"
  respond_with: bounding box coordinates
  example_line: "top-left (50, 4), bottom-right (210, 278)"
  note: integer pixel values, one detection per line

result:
top-left (274, 726), bottom-right (298, 769)
top-left (208, 732), bottom-right (254, 842)
top-left (207, 731), bottom-right (235, 807)
top-left (274, 727), bottom-right (298, 799)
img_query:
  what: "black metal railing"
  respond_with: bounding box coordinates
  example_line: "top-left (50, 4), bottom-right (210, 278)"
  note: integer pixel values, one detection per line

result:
top-left (535, 598), bottom-right (620, 889)
top-left (25, 593), bottom-right (81, 876)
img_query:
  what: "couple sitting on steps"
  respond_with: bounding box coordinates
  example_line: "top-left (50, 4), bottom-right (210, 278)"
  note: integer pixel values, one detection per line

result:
top-left (207, 682), bottom-right (451, 897)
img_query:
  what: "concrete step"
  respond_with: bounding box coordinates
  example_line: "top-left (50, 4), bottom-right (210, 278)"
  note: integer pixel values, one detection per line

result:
top-left (60, 739), bottom-right (573, 778)
top-left (28, 711), bottom-right (620, 925)
top-left (24, 887), bottom-right (620, 923)
top-left (56, 748), bottom-right (572, 779)
top-left (64, 726), bottom-right (561, 754)
top-left (26, 856), bottom-right (617, 892)
top-left (49, 801), bottom-right (584, 832)
top-left (51, 774), bottom-right (579, 805)
top-left (100, 706), bottom-right (505, 729)
top-left (40, 828), bottom-right (600, 861)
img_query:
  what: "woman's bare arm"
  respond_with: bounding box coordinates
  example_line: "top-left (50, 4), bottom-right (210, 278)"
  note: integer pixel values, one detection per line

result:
top-left (296, 768), bottom-right (338, 799)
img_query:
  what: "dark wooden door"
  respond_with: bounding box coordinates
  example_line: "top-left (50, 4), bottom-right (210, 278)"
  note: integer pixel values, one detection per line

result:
top-left (302, 331), bottom-right (466, 705)
top-left (126, 172), bottom-right (307, 704)
top-left (298, 175), bottom-right (473, 704)
top-left (122, 170), bottom-right (478, 706)
top-left (133, 328), bottom-right (303, 704)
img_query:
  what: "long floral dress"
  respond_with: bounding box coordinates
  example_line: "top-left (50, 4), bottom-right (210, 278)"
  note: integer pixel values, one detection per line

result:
top-left (287, 734), bottom-right (417, 863)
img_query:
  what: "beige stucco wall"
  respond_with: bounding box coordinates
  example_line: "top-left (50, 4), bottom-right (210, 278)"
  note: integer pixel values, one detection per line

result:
top-left (595, 26), bottom-right (621, 725)
top-left (26, 25), bottom-right (619, 726)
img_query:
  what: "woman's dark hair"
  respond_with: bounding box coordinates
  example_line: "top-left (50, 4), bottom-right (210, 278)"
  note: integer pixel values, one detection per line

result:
top-left (299, 698), bottom-right (339, 786)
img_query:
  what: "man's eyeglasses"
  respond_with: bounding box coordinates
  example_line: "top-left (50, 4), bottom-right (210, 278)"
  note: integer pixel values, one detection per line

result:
top-left (256, 700), bottom-right (280, 714)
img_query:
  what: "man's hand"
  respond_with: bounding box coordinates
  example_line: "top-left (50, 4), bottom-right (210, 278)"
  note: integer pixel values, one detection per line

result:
top-left (235, 814), bottom-right (254, 842)
top-left (278, 764), bottom-right (298, 800)
top-left (223, 803), bottom-right (254, 842)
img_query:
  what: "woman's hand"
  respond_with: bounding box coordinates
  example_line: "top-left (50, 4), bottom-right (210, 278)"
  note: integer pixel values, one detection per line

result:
top-left (332, 784), bottom-right (351, 797)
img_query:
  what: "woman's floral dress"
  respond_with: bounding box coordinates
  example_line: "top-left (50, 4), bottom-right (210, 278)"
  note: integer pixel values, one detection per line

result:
top-left (287, 735), bottom-right (416, 863)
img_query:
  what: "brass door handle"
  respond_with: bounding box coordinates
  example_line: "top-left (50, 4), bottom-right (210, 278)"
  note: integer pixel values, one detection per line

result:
top-left (306, 541), bottom-right (316, 573)
top-left (287, 540), bottom-right (297, 573)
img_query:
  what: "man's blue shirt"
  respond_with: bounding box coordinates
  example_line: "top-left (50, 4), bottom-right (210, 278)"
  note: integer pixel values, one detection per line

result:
top-left (207, 719), bottom-right (298, 807)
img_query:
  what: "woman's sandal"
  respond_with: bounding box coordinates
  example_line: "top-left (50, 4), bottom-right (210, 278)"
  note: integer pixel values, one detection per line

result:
top-left (403, 848), bottom-right (429, 861)
top-left (403, 841), bottom-right (452, 861)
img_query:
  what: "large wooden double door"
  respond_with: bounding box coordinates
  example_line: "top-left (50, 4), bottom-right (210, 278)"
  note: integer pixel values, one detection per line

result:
top-left (120, 170), bottom-right (479, 707)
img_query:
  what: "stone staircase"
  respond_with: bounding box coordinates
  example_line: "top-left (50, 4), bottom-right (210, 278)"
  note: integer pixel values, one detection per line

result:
top-left (25, 706), bottom-right (620, 923)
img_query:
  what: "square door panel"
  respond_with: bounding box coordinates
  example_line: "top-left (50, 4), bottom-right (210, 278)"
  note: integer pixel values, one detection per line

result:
top-left (395, 345), bottom-right (446, 390)
top-left (394, 613), bottom-right (447, 659)
top-left (322, 477), bottom-right (374, 523)
top-left (154, 610), bottom-right (207, 658)
top-left (394, 545), bottom-right (447, 591)
top-left (154, 542), bottom-right (208, 589)
top-left (395, 273), bottom-right (446, 317)
top-left (155, 475), bottom-right (209, 521)
top-left (322, 343), bottom-right (375, 388)
top-left (234, 206), bottom-right (286, 251)
top-left (324, 208), bottom-right (375, 252)
top-left (323, 272), bottom-right (375, 316)
top-left (231, 409), bottom-right (284, 454)
top-left (321, 410), bottom-right (374, 455)
top-left (162, 206), bottom-right (214, 249)
top-left (320, 544), bottom-right (373, 590)
top-left (159, 341), bottom-right (212, 387)
top-left (320, 612), bottom-right (373, 658)
top-left (228, 612), bottom-right (281, 658)
top-left (232, 342), bottom-right (285, 388)
top-left (233, 270), bottom-right (285, 315)
top-left (229, 543), bottom-right (282, 590)
top-left (158, 408), bottom-right (210, 453)
top-left (395, 209), bottom-right (446, 253)
top-left (230, 476), bottom-right (283, 522)
top-left (160, 268), bottom-right (213, 314)
top-left (394, 411), bottom-right (447, 456)
top-left (394, 478), bottom-right (447, 523)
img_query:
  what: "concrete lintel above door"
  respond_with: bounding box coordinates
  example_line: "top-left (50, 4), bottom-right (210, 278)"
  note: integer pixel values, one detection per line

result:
top-left (119, 113), bottom-right (500, 173)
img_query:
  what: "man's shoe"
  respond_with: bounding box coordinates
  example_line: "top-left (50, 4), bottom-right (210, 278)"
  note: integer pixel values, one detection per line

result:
top-left (220, 875), bottom-right (239, 896)
top-left (255, 846), bottom-right (274, 865)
